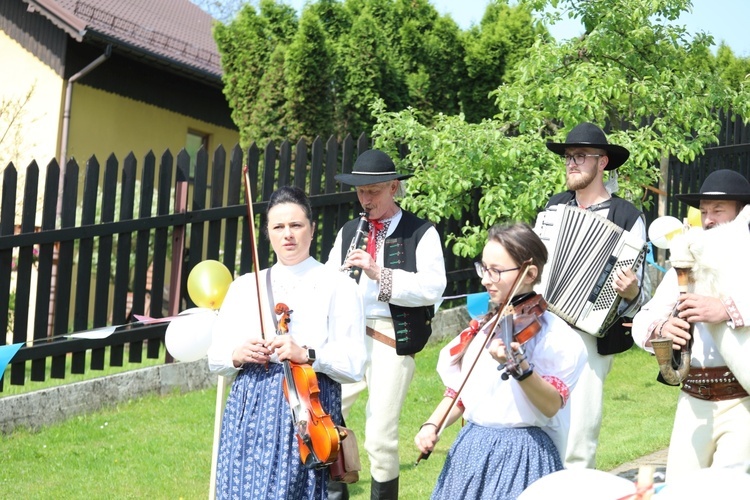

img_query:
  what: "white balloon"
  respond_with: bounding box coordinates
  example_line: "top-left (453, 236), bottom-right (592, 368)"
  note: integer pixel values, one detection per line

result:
top-left (165, 308), bottom-right (218, 362)
top-left (648, 216), bottom-right (684, 249)
top-left (518, 469), bottom-right (635, 500)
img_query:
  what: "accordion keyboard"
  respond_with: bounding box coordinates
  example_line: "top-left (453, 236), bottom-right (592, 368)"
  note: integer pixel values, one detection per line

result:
top-left (533, 204), bottom-right (646, 337)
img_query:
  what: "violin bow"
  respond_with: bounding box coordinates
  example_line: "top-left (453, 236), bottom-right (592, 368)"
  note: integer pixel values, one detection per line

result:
top-left (243, 166), bottom-right (269, 342)
top-left (415, 258), bottom-right (533, 466)
top-left (209, 167), bottom-right (268, 499)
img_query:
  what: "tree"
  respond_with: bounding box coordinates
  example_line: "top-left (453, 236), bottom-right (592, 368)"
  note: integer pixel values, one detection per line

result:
top-left (333, 9), bottom-right (407, 136)
top-left (214, 0), bottom-right (540, 144)
top-left (214, 0), bottom-right (297, 147)
top-left (462, 0), bottom-right (545, 122)
top-left (371, 0), bottom-right (750, 258)
top-left (249, 43), bottom-right (291, 145)
top-left (0, 85), bottom-right (35, 168)
top-left (714, 43), bottom-right (750, 93)
top-left (283, 9), bottom-right (335, 142)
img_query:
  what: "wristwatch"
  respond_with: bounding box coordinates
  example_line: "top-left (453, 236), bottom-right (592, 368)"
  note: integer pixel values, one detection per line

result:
top-left (306, 348), bottom-right (316, 364)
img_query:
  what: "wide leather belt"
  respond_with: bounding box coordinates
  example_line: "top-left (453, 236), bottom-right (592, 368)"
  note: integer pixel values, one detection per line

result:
top-left (681, 366), bottom-right (749, 402)
top-left (366, 326), bottom-right (396, 349)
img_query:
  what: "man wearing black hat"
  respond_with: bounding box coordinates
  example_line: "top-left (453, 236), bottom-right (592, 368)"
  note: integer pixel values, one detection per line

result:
top-left (543, 122), bottom-right (648, 468)
top-left (632, 169), bottom-right (750, 479)
top-left (326, 149), bottom-right (447, 499)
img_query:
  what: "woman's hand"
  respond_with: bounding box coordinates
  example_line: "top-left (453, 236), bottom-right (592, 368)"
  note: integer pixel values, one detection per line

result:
top-left (268, 335), bottom-right (308, 364)
top-left (414, 423), bottom-right (439, 454)
top-left (488, 338), bottom-right (524, 365)
top-left (232, 338), bottom-right (272, 366)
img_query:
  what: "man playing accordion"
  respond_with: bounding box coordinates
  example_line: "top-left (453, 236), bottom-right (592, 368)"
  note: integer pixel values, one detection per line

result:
top-left (541, 122), bottom-right (648, 469)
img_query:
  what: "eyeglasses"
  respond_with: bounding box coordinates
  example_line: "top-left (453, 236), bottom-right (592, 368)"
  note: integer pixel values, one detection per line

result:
top-left (563, 154), bottom-right (602, 165)
top-left (474, 262), bottom-right (520, 283)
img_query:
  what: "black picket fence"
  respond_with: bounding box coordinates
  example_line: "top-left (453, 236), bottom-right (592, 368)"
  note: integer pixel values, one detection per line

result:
top-left (3, 116), bottom-right (750, 391)
top-left (0, 133), bottom-right (480, 390)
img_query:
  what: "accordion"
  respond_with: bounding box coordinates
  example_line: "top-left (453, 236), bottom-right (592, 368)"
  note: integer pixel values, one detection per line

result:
top-left (533, 204), bottom-right (647, 337)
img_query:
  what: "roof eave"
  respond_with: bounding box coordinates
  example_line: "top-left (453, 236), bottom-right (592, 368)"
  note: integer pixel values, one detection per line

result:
top-left (23, 0), bottom-right (87, 42)
top-left (85, 30), bottom-right (224, 88)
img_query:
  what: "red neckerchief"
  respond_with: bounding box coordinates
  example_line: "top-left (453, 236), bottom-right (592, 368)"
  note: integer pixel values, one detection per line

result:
top-left (449, 319), bottom-right (481, 356)
top-left (366, 219), bottom-right (385, 259)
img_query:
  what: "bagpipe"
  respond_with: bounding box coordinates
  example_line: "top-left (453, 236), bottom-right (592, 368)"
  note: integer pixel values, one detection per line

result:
top-left (647, 206), bottom-right (750, 392)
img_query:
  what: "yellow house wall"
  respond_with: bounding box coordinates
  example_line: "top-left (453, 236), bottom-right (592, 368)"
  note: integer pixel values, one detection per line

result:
top-left (0, 31), bottom-right (64, 229)
top-left (67, 85), bottom-right (239, 168)
top-left (0, 30), bottom-right (64, 171)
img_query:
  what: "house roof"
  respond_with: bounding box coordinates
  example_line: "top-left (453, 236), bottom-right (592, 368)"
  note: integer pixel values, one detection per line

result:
top-left (24, 0), bottom-right (222, 81)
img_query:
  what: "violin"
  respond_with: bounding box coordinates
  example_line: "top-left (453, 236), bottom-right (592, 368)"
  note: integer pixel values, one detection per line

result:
top-left (492, 293), bottom-right (547, 380)
top-left (448, 293), bottom-right (547, 357)
top-left (275, 303), bottom-right (342, 469)
top-left (506, 293), bottom-right (547, 344)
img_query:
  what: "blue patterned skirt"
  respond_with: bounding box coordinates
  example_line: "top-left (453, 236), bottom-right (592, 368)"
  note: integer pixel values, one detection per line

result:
top-left (431, 423), bottom-right (562, 500)
top-left (215, 362), bottom-right (343, 500)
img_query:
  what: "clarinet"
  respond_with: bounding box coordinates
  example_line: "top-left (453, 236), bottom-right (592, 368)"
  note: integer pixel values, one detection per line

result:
top-left (340, 212), bottom-right (369, 278)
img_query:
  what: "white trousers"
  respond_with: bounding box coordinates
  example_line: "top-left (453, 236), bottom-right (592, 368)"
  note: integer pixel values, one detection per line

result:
top-left (564, 331), bottom-right (614, 469)
top-left (340, 318), bottom-right (416, 482)
top-left (666, 392), bottom-right (750, 481)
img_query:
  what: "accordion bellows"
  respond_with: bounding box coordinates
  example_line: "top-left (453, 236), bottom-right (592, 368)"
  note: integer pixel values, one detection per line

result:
top-left (533, 204), bottom-right (647, 337)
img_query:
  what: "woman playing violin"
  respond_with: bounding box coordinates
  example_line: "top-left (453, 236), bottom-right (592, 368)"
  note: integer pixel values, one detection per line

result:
top-left (414, 223), bottom-right (586, 500)
top-left (207, 186), bottom-right (367, 499)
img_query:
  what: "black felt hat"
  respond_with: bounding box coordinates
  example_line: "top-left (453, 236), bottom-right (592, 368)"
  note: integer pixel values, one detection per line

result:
top-left (676, 169), bottom-right (750, 208)
top-left (335, 149), bottom-right (412, 186)
top-left (546, 122), bottom-right (630, 170)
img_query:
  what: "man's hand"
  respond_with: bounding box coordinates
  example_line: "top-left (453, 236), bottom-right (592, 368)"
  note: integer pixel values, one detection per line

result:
top-left (654, 316), bottom-right (692, 350)
top-left (677, 293), bottom-right (730, 324)
top-left (344, 248), bottom-right (381, 281)
top-left (612, 268), bottom-right (639, 301)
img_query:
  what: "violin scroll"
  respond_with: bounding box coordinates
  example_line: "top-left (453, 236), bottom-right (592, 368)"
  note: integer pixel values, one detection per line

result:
top-left (275, 303), bottom-right (292, 335)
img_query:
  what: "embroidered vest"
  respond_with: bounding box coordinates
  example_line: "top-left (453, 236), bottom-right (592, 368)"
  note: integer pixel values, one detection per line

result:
top-left (341, 211), bottom-right (436, 356)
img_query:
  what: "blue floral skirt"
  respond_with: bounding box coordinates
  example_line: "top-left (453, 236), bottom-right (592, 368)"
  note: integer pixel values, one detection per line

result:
top-left (431, 423), bottom-right (562, 500)
top-left (215, 362), bottom-right (342, 500)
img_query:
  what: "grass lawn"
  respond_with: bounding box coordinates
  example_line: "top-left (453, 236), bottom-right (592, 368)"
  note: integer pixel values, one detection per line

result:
top-left (0, 339), bottom-right (677, 499)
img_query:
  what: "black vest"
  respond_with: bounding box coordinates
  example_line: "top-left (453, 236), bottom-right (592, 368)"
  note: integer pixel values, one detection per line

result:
top-left (341, 211), bottom-right (437, 356)
top-left (545, 191), bottom-right (645, 355)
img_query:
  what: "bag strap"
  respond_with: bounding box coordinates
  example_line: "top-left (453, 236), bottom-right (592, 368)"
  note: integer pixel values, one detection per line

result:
top-left (265, 268), bottom-right (279, 330)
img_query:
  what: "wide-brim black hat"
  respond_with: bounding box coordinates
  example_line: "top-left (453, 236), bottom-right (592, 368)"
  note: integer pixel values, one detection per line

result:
top-left (546, 122), bottom-right (630, 170)
top-left (676, 169), bottom-right (750, 208)
top-left (335, 149), bottom-right (412, 186)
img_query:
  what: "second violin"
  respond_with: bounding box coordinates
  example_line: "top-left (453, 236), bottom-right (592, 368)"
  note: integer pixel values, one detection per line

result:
top-left (493, 293), bottom-right (548, 380)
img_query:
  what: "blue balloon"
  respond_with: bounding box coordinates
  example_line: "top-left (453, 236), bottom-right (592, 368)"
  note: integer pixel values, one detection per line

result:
top-left (466, 292), bottom-right (491, 319)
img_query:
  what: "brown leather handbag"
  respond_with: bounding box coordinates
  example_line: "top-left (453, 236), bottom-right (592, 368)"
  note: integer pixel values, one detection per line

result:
top-left (329, 426), bottom-right (361, 483)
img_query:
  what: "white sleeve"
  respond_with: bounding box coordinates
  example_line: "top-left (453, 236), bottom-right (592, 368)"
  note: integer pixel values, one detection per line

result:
top-left (325, 228), bottom-right (345, 270)
top-left (315, 273), bottom-right (367, 384)
top-left (620, 215), bottom-right (650, 318)
top-left (206, 274), bottom-right (265, 377)
top-left (631, 268), bottom-right (678, 352)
